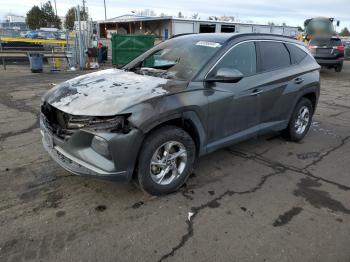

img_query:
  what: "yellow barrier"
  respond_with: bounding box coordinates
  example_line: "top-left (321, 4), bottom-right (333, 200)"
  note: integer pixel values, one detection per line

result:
top-left (0, 37), bottom-right (67, 46)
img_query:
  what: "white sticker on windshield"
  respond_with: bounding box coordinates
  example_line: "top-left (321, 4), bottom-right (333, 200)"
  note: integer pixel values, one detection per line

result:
top-left (196, 41), bottom-right (222, 48)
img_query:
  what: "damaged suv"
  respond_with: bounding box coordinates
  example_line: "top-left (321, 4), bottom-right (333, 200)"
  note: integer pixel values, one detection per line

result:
top-left (41, 33), bottom-right (320, 195)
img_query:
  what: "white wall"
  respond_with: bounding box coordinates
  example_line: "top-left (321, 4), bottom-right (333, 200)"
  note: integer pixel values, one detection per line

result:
top-left (271, 27), bottom-right (284, 35)
top-left (283, 27), bottom-right (298, 37)
top-left (236, 25), bottom-right (253, 33)
top-left (253, 26), bottom-right (271, 33)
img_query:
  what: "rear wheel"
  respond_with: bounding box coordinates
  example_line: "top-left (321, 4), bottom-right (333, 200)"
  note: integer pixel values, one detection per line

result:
top-left (283, 98), bottom-right (313, 142)
top-left (137, 126), bottom-right (195, 195)
top-left (335, 64), bottom-right (343, 72)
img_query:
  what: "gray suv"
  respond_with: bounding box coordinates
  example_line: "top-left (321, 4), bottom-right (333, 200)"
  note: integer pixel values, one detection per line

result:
top-left (41, 33), bottom-right (320, 195)
top-left (308, 36), bottom-right (345, 72)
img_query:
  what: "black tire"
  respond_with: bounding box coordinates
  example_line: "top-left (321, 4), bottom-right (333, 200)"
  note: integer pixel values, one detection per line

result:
top-left (283, 98), bottom-right (313, 142)
top-left (335, 64), bottom-right (343, 72)
top-left (137, 125), bottom-right (196, 195)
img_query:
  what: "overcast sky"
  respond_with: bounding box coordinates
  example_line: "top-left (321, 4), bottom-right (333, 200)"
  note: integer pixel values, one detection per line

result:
top-left (1, 0), bottom-right (349, 30)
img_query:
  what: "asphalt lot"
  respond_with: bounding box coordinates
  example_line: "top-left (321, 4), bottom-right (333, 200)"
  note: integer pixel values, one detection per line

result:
top-left (0, 62), bottom-right (350, 262)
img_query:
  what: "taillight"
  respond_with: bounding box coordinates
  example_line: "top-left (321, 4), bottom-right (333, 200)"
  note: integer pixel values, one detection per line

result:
top-left (335, 45), bottom-right (345, 52)
top-left (308, 45), bottom-right (316, 49)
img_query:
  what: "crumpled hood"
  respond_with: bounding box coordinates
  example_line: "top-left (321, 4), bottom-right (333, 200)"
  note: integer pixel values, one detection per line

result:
top-left (43, 69), bottom-right (174, 116)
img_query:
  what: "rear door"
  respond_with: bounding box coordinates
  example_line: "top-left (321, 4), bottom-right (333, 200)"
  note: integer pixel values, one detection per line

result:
top-left (255, 41), bottom-right (302, 126)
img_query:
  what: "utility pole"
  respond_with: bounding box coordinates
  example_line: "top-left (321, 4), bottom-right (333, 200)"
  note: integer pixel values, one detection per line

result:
top-left (53, 0), bottom-right (58, 17)
top-left (103, 0), bottom-right (107, 20)
top-left (103, 0), bottom-right (107, 35)
top-left (82, 0), bottom-right (86, 19)
top-left (76, 5), bottom-right (84, 70)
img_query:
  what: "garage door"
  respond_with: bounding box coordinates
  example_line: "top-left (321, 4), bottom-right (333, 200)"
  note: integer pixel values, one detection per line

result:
top-left (173, 22), bottom-right (195, 35)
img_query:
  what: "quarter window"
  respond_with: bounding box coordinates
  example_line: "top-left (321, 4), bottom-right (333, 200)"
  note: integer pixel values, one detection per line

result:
top-left (286, 43), bottom-right (307, 64)
top-left (258, 41), bottom-right (291, 72)
top-left (216, 42), bottom-right (257, 76)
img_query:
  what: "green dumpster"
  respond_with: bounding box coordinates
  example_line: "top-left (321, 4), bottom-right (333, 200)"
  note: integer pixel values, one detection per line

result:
top-left (111, 34), bottom-right (155, 66)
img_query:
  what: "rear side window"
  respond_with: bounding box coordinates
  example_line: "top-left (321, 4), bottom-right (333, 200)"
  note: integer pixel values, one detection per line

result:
top-left (216, 41), bottom-right (256, 76)
top-left (286, 43), bottom-right (307, 64)
top-left (258, 41), bottom-right (290, 72)
top-left (330, 38), bottom-right (342, 46)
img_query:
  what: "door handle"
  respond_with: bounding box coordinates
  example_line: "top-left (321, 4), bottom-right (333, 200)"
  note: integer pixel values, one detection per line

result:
top-left (294, 77), bottom-right (304, 84)
top-left (250, 89), bottom-right (263, 96)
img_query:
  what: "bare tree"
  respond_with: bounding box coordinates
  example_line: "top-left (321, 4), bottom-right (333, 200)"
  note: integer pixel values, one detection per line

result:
top-left (192, 13), bottom-right (199, 20)
top-left (138, 9), bottom-right (157, 17)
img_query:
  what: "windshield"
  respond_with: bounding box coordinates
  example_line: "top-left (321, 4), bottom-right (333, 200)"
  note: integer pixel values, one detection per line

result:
top-left (124, 36), bottom-right (223, 80)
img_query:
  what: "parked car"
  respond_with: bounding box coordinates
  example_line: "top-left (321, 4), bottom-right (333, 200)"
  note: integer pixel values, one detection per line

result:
top-left (308, 36), bottom-right (345, 72)
top-left (25, 31), bottom-right (39, 39)
top-left (341, 39), bottom-right (350, 60)
top-left (20, 31), bottom-right (29, 38)
top-left (40, 33), bottom-right (320, 195)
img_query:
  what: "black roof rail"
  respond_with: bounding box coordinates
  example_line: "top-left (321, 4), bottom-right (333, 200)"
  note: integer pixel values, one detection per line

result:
top-left (170, 33), bottom-right (197, 39)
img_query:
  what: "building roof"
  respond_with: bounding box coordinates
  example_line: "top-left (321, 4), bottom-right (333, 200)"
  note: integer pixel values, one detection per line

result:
top-left (97, 14), bottom-right (298, 29)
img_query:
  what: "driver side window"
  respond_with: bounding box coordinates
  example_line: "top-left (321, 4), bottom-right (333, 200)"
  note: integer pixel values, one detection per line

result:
top-left (217, 42), bottom-right (257, 76)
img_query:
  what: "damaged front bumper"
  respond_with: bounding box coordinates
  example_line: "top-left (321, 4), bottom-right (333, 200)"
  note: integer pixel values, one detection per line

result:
top-left (40, 114), bottom-right (144, 182)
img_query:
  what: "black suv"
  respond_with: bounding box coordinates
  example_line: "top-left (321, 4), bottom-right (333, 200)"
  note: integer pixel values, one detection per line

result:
top-left (41, 33), bottom-right (320, 195)
top-left (308, 36), bottom-right (345, 72)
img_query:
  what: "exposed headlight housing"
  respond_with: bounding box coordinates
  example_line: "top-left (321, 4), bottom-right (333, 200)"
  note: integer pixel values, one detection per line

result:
top-left (91, 135), bottom-right (110, 157)
top-left (66, 114), bottom-right (130, 133)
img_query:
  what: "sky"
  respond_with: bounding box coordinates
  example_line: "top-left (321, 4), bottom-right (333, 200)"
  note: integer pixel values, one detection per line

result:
top-left (1, 0), bottom-right (349, 30)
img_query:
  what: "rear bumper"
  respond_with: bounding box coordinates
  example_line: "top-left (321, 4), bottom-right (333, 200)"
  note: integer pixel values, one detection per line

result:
top-left (315, 58), bottom-right (343, 66)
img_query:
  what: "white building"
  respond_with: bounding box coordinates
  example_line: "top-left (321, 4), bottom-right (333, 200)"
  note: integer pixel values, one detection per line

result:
top-left (97, 14), bottom-right (299, 40)
top-left (6, 15), bottom-right (25, 23)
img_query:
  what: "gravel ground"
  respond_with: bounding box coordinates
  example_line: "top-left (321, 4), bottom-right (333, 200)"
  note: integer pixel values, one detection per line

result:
top-left (0, 62), bottom-right (349, 262)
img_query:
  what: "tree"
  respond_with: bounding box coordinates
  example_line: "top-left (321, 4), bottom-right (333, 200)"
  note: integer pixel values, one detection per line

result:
top-left (268, 21), bottom-right (275, 26)
top-left (41, 1), bottom-right (61, 28)
top-left (25, 1), bottom-right (61, 29)
top-left (26, 6), bottom-right (45, 29)
top-left (340, 27), bottom-right (350, 36)
top-left (192, 13), bottom-right (199, 20)
top-left (177, 12), bottom-right (184, 18)
top-left (64, 7), bottom-right (76, 30)
top-left (64, 7), bottom-right (89, 30)
top-left (138, 9), bottom-right (156, 17)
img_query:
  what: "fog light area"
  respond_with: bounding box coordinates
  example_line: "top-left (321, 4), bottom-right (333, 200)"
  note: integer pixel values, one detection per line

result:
top-left (91, 135), bottom-right (110, 157)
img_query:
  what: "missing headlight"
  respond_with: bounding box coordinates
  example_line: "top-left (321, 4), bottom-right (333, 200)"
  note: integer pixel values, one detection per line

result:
top-left (67, 114), bottom-right (131, 133)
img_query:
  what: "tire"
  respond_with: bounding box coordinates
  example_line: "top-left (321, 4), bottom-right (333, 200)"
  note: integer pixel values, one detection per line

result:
top-left (335, 64), bottom-right (342, 72)
top-left (283, 98), bottom-right (313, 142)
top-left (137, 125), bottom-right (196, 195)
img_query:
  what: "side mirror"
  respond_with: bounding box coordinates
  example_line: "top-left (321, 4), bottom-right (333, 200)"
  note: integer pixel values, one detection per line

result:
top-left (206, 68), bottom-right (244, 83)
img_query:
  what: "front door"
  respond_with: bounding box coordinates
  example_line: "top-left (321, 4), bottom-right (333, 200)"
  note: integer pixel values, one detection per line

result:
top-left (206, 41), bottom-right (261, 146)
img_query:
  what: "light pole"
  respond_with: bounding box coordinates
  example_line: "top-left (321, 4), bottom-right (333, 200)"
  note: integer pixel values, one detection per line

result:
top-left (53, 0), bottom-right (58, 17)
top-left (103, 0), bottom-right (107, 20)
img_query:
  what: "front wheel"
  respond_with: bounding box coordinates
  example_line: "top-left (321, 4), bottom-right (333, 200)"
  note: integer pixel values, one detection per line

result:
top-left (137, 126), bottom-right (196, 195)
top-left (283, 98), bottom-right (313, 142)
